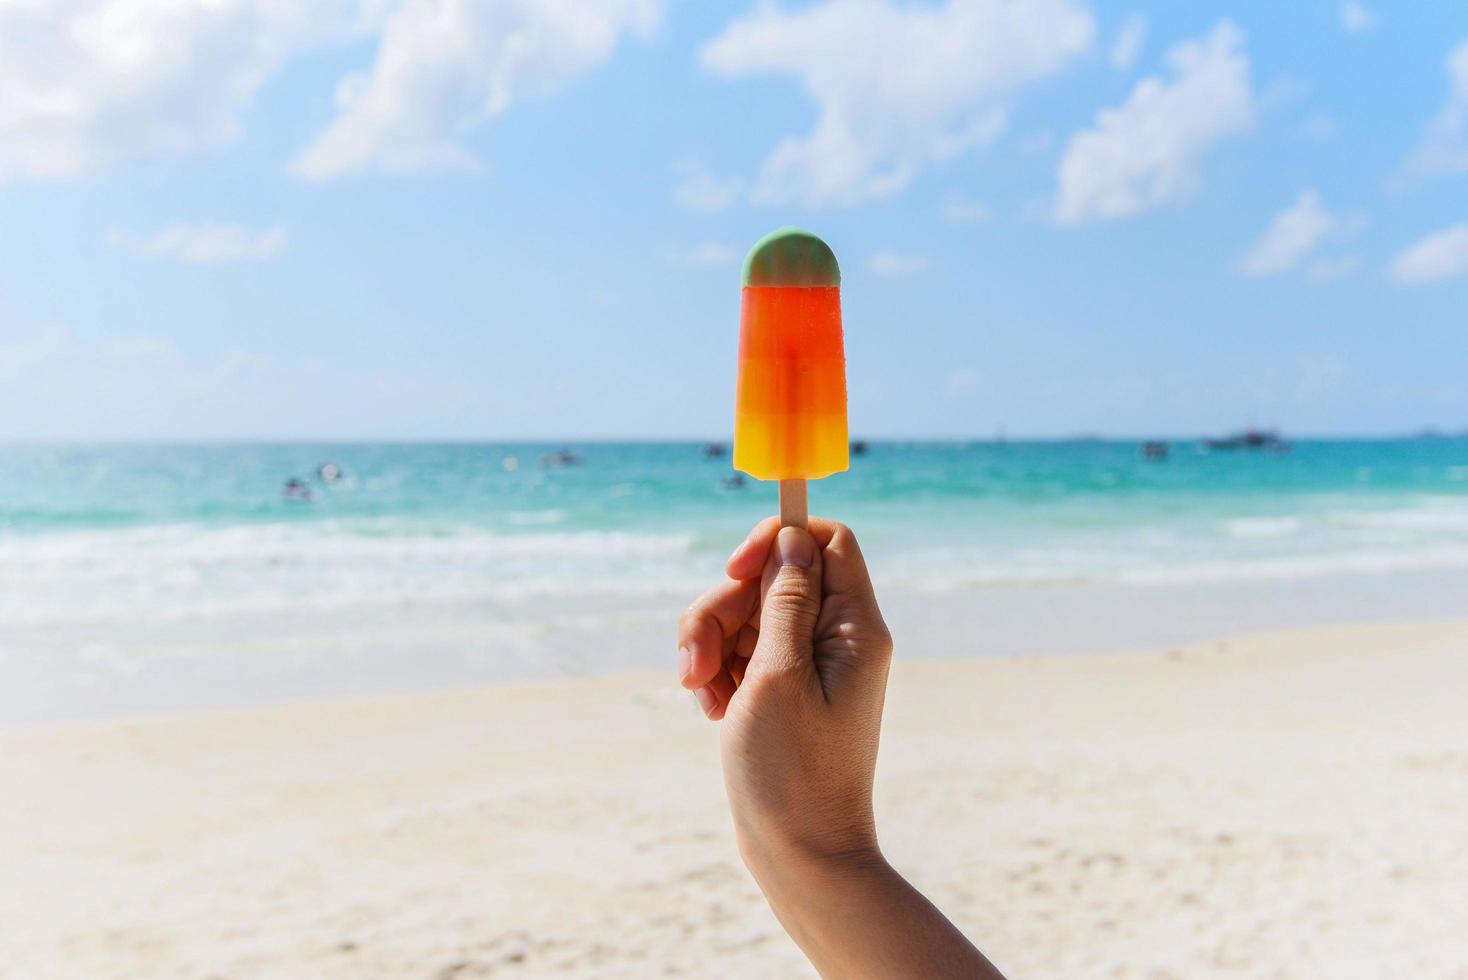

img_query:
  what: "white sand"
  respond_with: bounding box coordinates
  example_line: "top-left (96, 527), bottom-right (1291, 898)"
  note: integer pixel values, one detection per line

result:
top-left (4, 619), bottom-right (1468, 979)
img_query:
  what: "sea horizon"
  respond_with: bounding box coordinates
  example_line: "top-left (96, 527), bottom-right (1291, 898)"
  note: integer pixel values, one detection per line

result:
top-left (4, 430), bottom-right (1467, 446)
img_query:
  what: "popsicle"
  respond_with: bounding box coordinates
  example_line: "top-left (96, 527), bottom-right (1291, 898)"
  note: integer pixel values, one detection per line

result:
top-left (733, 227), bottom-right (848, 528)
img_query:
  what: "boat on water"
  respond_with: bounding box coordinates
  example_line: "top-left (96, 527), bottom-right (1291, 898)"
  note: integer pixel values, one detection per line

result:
top-left (1203, 429), bottom-right (1290, 452)
top-left (541, 449), bottom-right (583, 468)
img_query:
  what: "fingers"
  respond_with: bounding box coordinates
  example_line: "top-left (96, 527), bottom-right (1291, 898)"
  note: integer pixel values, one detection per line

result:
top-left (725, 516), bottom-right (780, 580)
top-left (728, 654), bottom-right (750, 687)
top-left (702, 663), bottom-right (738, 720)
top-left (744, 525), bottom-right (825, 685)
top-left (727, 515), bottom-right (864, 588)
top-left (806, 518), bottom-right (878, 603)
top-left (725, 515), bottom-right (846, 581)
top-left (694, 517), bottom-right (883, 716)
top-left (808, 520), bottom-right (893, 689)
top-left (678, 576), bottom-right (759, 691)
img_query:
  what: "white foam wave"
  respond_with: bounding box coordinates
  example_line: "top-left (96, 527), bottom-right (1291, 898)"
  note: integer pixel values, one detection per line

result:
top-left (0, 521), bottom-right (693, 565)
top-left (1225, 516), bottom-right (1303, 539)
top-left (505, 509), bottom-right (567, 527)
top-left (8, 497), bottom-right (1468, 666)
top-left (1115, 545), bottom-right (1468, 586)
top-left (1328, 504), bottom-right (1468, 532)
top-left (883, 497), bottom-right (1468, 592)
top-left (0, 522), bottom-right (702, 636)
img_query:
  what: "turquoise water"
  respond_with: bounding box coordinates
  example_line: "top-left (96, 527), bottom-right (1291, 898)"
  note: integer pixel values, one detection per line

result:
top-left (5, 436), bottom-right (1468, 623)
top-left (6, 438), bottom-right (1468, 536)
top-left (6, 439), bottom-right (1468, 612)
top-left (5, 439), bottom-right (1468, 576)
top-left (5, 439), bottom-right (1468, 720)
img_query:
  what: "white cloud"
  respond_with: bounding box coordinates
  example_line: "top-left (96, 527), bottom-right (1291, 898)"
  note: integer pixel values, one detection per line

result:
top-left (0, 325), bottom-right (481, 439)
top-left (294, 0), bottom-right (661, 178)
top-left (1237, 191), bottom-right (1337, 277)
top-left (1054, 21), bottom-right (1253, 224)
top-left (99, 335), bottom-right (182, 360)
top-left (1389, 223), bottom-right (1468, 285)
top-left (1340, 2), bottom-right (1376, 35)
top-left (1110, 14), bottom-right (1146, 71)
top-left (700, 0), bottom-right (1094, 207)
top-left (867, 250), bottom-right (930, 277)
top-left (667, 242), bottom-right (736, 267)
top-left (108, 224), bottom-right (288, 264)
top-left (672, 170), bottom-right (743, 212)
top-left (1305, 256), bottom-right (1359, 283)
top-left (0, 1), bottom-right (360, 179)
top-left (1407, 39), bottom-right (1468, 176)
top-left (941, 196), bottom-right (990, 223)
top-left (0, 326), bottom-right (86, 377)
top-left (0, 1), bottom-right (664, 182)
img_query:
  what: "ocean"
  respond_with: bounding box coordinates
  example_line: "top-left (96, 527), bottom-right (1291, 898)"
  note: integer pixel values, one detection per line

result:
top-left (4, 439), bottom-right (1468, 721)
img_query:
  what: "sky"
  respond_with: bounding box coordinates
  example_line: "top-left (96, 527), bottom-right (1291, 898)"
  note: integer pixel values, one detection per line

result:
top-left (1, 0), bottom-right (1467, 441)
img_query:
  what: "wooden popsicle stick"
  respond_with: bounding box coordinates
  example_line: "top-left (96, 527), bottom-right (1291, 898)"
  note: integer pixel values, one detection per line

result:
top-left (778, 478), bottom-right (808, 529)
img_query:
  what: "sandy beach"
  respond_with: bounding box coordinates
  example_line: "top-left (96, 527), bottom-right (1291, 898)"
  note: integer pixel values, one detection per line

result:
top-left (8, 0), bottom-right (1468, 973)
top-left (5, 618), bottom-right (1467, 979)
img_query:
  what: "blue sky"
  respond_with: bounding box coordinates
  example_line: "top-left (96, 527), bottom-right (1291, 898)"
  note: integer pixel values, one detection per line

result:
top-left (1, 0), bottom-right (1466, 440)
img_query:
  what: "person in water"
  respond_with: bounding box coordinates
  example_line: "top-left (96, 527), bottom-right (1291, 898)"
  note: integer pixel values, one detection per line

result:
top-left (281, 478), bottom-right (312, 502)
top-left (679, 517), bottom-right (1003, 978)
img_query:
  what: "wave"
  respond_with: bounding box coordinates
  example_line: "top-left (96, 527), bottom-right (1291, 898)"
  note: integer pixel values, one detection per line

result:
top-left (879, 497), bottom-right (1468, 591)
top-left (1224, 516), bottom-right (1303, 539)
top-left (0, 520), bottom-right (695, 563)
top-left (504, 508), bottom-right (568, 527)
top-left (0, 521), bottom-right (703, 634)
top-left (1327, 505), bottom-right (1468, 532)
top-left (7, 497), bottom-right (1468, 643)
top-left (891, 544), bottom-right (1468, 592)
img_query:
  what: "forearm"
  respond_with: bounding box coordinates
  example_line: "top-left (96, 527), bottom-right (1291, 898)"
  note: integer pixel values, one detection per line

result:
top-left (745, 844), bottom-right (1004, 979)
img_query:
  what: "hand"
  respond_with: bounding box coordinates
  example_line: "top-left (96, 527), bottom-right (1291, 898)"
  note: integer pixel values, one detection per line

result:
top-left (679, 518), bottom-right (1003, 979)
top-left (678, 516), bottom-right (893, 870)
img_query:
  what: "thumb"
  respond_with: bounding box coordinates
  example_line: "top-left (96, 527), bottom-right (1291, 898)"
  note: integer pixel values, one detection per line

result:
top-left (747, 525), bottom-right (824, 682)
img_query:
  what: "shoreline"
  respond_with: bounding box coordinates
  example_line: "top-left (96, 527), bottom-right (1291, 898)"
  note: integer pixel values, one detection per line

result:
top-left (8, 563), bottom-right (1468, 727)
top-left (5, 618), bottom-right (1467, 977)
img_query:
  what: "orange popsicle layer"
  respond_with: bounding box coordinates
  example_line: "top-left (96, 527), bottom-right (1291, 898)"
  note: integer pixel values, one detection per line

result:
top-left (733, 284), bottom-right (849, 480)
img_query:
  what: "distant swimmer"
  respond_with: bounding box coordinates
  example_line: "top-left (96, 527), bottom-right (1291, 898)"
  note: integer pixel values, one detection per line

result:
top-left (317, 462), bottom-right (343, 483)
top-left (1141, 440), bottom-right (1169, 461)
top-left (503, 455), bottom-right (520, 472)
top-left (703, 442), bottom-right (727, 458)
top-left (721, 474), bottom-right (747, 490)
top-left (850, 439), bottom-right (869, 456)
top-left (541, 449), bottom-right (583, 468)
top-left (282, 477), bottom-right (313, 502)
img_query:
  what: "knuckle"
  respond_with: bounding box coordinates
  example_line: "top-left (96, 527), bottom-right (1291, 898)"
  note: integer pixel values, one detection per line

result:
top-left (765, 580), bottom-right (819, 610)
top-left (872, 623), bottom-right (894, 658)
top-left (742, 662), bottom-right (809, 703)
top-left (765, 567), bottom-right (820, 605)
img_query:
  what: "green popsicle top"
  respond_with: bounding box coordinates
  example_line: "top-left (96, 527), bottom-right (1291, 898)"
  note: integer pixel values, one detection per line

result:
top-left (741, 227), bottom-right (841, 287)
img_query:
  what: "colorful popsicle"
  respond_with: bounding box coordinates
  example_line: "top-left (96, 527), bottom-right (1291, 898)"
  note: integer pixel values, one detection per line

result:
top-left (733, 228), bottom-right (848, 528)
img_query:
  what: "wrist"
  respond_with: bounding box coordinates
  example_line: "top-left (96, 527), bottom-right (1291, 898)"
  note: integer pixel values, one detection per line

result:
top-left (737, 823), bottom-right (886, 904)
top-left (740, 834), bottom-right (904, 970)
